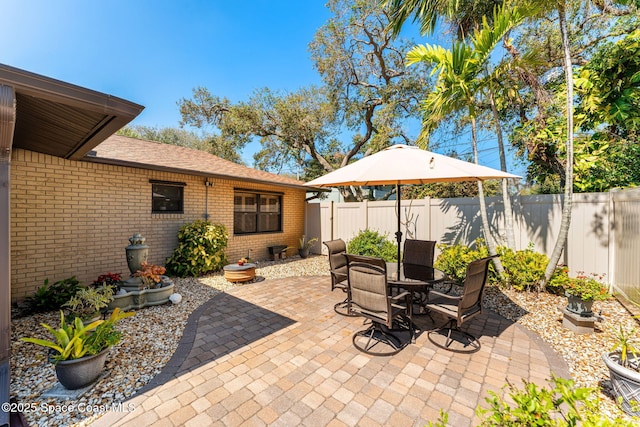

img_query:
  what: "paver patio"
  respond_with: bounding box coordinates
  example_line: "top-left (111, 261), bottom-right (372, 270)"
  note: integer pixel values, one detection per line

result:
top-left (93, 276), bottom-right (569, 426)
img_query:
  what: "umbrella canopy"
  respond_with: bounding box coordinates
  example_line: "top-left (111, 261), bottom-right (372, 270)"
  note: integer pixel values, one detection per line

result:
top-left (304, 144), bottom-right (519, 188)
top-left (304, 144), bottom-right (520, 278)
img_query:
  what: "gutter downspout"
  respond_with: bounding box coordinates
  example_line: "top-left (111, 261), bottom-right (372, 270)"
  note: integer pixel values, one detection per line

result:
top-left (0, 84), bottom-right (16, 427)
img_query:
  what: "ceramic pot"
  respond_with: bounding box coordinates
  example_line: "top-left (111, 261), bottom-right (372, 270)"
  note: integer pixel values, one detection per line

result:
top-left (603, 351), bottom-right (640, 416)
top-left (55, 347), bottom-right (109, 390)
top-left (566, 293), bottom-right (594, 317)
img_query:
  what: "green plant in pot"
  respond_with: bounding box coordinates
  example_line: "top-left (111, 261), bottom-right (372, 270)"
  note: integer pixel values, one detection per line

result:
top-left (92, 272), bottom-right (123, 292)
top-left (602, 324), bottom-right (640, 416)
top-left (63, 284), bottom-right (114, 322)
top-left (559, 272), bottom-right (609, 316)
top-left (21, 307), bottom-right (134, 390)
top-left (298, 236), bottom-right (318, 259)
top-left (133, 262), bottom-right (166, 290)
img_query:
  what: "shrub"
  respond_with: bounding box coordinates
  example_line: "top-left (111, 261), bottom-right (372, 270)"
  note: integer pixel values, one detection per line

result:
top-left (434, 240), bottom-right (491, 283)
top-left (548, 269), bottom-right (610, 301)
top-left (25, 276), bottom-right (81, 314)
top-left (133, 262), bottom-right (166, 289)
top-left (347, 229), bottom-right (397, 262)
top-left (497, 245), bottom-right (548, 291)
top-left (91, 272), bottom-right (123, 290)
top-left (63, 284), bottom-right (114, 321)
top-left (477, 376), bottom-right (637, 427)
top-left (165, 220), bottom-right (228, 277)
top-left (547, 266), bottom-right (571, 295)
top-left (565, 274), bottom-right (609, 301)
top-left (21, 308), bottom-right (134, 362)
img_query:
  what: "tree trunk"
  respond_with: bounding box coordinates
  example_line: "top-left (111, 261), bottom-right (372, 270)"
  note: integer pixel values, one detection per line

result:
top-left (471, 117), bottom-right (504, 277)
top-left (488, 87), bottom-right (516, 249)
top-left (543, 3), bottom-right (574, 287)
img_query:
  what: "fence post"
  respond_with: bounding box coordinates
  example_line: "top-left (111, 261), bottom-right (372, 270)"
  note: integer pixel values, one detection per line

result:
top-left (608, 189), bottom-right (617, 292)
top-left (330, 201), bottom-right (334, 241)
top-left (364, 199), bottom-right (369, 231)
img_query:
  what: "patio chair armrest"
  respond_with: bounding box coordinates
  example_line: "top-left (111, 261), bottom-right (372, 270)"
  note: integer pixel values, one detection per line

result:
top-left (428, 289), bottom-right (461, 301)
top-left (390, 291), bottom-right (410, 302)
top-left (444, 279), bottom-right (462, 287)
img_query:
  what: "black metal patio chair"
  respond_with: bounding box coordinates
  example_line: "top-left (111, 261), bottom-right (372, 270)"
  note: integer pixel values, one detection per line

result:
top-left (424, 255), bottom-right (496, 353)
top-left (346, 254), bottom-right (414, 356)
top-left (323, 239), bottom-right (356, 316)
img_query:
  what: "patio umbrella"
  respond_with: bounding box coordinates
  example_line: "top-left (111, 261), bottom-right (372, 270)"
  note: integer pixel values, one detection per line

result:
top-left (304, 144), bottom-right (520, 278)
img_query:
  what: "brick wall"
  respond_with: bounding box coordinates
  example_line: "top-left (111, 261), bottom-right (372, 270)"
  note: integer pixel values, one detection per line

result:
top-left (10, 149), bottom-right (306, 301)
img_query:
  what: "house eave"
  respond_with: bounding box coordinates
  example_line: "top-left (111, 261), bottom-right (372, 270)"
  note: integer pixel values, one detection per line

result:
top-left (0, 64), bottom-right (144, 160)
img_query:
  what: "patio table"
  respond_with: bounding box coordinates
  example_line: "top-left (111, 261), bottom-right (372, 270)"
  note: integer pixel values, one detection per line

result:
top-left (386, 263), bottom-right (447, 315)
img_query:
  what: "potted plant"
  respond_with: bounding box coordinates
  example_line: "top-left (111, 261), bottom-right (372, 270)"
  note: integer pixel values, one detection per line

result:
top-left (298, 236), bottom-right (318, 259)
top-left (21, 307), bottom-right (134, 390)
top-left (133, 262), bottom-right (167, 290)
top-left (107, 262), bottom-right (175, 309)
top-left (107, 265), bottom-right (174, 311)
top-left (562, 273), bottom-right (609, 316)
top-left (92, 272), bottom-right (123, 292)
top-left (63, 283), bottom-right (114, 322)
top-left (602, 325), bottom-right (640, 416)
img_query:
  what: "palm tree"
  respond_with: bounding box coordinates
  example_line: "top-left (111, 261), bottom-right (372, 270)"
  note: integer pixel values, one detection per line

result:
top-left (384, 0), bottom-right (503, 39)
top-left (404, 3), bottom-right (532, 276)
top-left (384, 0), bottom-right (581, 287)
top-left (383, 0), bottom-right (520, 252)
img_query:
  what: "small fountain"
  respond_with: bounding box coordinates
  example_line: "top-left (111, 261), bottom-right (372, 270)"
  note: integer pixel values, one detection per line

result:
top-left (108, 233), bottom-right (175, 311)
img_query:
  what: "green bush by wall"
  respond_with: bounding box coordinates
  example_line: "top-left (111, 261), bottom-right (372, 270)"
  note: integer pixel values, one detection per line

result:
top-left (166, 220), bottom-right (228, 277)
top-left (347, 229), bottom-right (398, 262)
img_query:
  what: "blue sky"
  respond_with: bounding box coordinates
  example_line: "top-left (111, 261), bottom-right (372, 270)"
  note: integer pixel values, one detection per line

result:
top-left (1, 1), bottom-right (519, 174)
top-left (1, 1), bottom-right (332, 163)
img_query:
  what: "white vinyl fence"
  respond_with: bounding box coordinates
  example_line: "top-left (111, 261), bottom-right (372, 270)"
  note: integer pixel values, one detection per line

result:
top-left (305, 189), bottom-right (640, 304)
top-left (610, 188), bottom-right (640, 304)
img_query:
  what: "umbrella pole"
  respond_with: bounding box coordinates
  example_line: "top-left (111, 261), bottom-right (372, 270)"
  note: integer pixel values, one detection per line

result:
top-left (395, 183), bottom-right (401, 280)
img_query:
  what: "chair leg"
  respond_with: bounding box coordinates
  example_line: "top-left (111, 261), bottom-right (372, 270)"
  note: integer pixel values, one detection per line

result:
top-left (427, 319), bottom-right (481, 353)
top-left (334, 296), bottom-right (358, 317)
top-left (352, 323), bottom-right (407, 356)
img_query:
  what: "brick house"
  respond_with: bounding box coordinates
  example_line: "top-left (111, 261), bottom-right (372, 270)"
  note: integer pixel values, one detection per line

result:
top-left (10, 135), bottom-right (310, 301)
top-left (1, 65), bottom-right (311, 303)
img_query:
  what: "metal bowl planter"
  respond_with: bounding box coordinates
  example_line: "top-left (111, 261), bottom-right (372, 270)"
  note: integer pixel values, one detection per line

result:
top-left (602, 351), bottom-right (640, 416)
top-left (54, 347), bottom-right (110, 390)
top-left (108, 277), bottom-right (175, 311)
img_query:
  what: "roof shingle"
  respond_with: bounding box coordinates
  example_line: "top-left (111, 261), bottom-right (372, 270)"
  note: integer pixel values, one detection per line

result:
top-left (86, 135), bottom-right (309, 190)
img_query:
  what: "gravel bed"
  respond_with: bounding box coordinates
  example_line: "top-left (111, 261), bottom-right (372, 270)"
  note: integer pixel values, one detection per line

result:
top-left (10, 255), bottom-right (638, 425)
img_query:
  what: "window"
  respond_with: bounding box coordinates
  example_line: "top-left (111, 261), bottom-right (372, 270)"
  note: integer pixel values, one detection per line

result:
top-left (151, 181), bottom-right (185, 213)
top-left (234, 190), bottom-right (282, 234)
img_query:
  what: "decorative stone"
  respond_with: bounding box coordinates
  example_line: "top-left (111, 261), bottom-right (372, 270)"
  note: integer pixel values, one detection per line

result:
top-left (169, 293), bottom-right (182, 304)
top-left (562, 308), bottom-right (595, 334)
